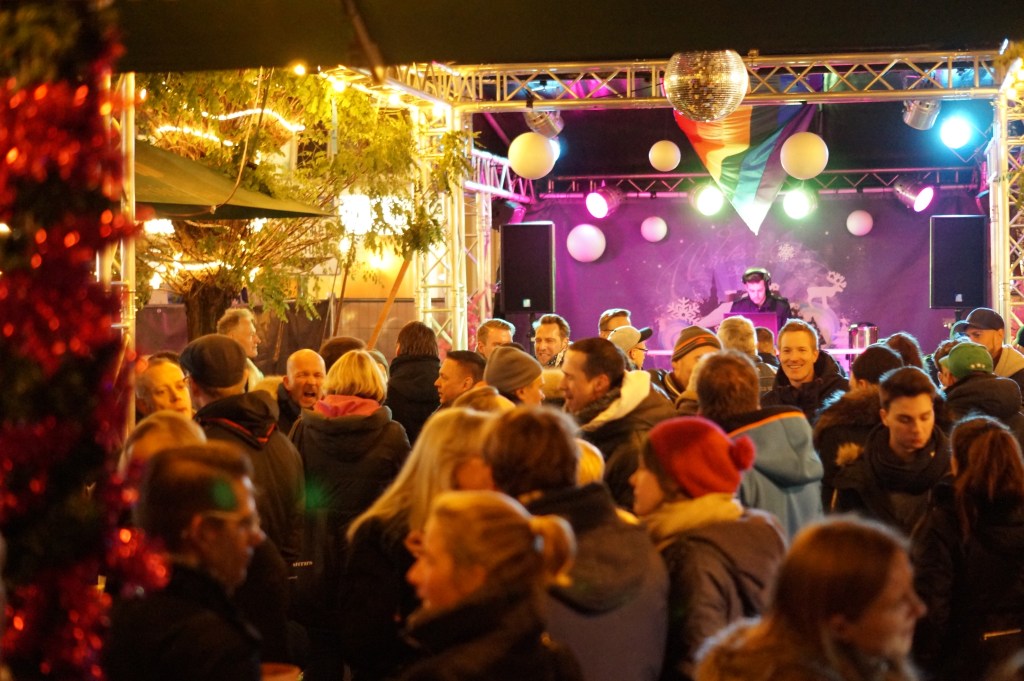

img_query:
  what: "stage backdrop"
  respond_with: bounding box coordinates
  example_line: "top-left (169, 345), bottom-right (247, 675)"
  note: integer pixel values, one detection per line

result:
top-left (516, 190), bottom-right (983, 371)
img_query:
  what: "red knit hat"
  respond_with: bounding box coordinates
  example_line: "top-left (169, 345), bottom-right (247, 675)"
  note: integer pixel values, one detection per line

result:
top-left (647, 416), bottom-right (755, 498)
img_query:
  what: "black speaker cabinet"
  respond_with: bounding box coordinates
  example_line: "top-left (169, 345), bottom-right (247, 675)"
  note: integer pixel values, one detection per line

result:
top-left (499, 221), bottom-right (555, 313)
top-left (929, 215), bottom-right (987, 309)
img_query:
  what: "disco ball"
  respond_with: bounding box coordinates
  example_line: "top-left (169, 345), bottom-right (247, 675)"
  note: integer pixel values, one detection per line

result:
top-left (664, 50), bottom-right (749, 122)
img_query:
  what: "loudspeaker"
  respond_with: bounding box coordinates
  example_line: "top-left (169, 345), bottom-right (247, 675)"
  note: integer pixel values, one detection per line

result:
top-left (500, 221), bottom-right (555, 313)
top-left (929, 215), bottom-right (987, 309)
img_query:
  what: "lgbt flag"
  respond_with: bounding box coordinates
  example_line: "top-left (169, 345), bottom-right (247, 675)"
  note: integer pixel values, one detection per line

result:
top-left (675, 104), bottom-right (816, 235)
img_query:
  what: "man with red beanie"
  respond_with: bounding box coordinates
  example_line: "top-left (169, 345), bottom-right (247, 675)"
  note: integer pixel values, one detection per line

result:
top-left (630, 416), bottom-right (786, 681)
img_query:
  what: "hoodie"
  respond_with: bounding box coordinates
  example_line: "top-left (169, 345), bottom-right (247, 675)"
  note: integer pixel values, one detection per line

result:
top-left (994, 343), bottom-right (1024, 401)
top-left (720, 406), bottom-right (824, 539)
top-left (576, 370), bottom-right (677, 508)
top-left (197, 390), bottom-right (305, 564)
top-left (762, 351), bottom-right (849, 424)
top-left (527, 484), bottom-right (669, 681)
top-left (944, 372), bottom-right (1024, 447)
top-left (385, 354), bottom-right (440, 444)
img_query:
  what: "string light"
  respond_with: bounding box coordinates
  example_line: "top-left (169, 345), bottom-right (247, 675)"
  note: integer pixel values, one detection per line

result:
top-left (201, 108), bottom-right (305, 133)
top-left (154, 125), bottom-right (234, 147)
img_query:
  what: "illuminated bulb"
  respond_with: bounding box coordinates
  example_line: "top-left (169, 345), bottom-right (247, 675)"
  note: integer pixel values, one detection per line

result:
top-left (782, 189), bottom-right (817, 219)
top-left (292, 62), bottom-right (308, 76)
top-left (339, 236), bottom-right (352, 253)
top-left (691, 185), bottom-right (725, 216)
top-left (331, 78), bottom-right (347, 93)
top-left (143, 219), bottom-right (174, 235)
top-left (940, 116), bottom-right (972, 149)
top-left (149, 272), bottom-right (163, 289)
top-left (388, 93), bottom-right (403, 108)
top-left (251, 218), bottom-right (266, 233)
top-left (0, 222), bottom-right (9, 234)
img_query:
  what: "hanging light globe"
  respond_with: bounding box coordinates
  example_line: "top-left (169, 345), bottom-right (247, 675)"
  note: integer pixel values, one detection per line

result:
top-left (664, 50), bottom-right (749, 122)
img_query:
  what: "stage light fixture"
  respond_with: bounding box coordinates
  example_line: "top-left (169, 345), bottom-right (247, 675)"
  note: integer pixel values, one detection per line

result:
top-left (902, 99), bottom-right (941, 130)
top-left (585, 186), bottom-right (624, 219)
top-left (691, 184), bottom-right (725, 216)
top-left (782, 188), bottom-right (817, 219)
top-left (940, 116), bottom-right (972, 149)
top-left (524, 110), bottom-right (564, 139)
top-left (549, 138), bottom-right (562, 162)
top-left (893, 178), bottom-right (935, 213)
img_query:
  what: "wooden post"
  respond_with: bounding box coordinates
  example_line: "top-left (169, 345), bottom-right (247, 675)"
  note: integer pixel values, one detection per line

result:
top-left (367, 257), bottom-right (410, 350)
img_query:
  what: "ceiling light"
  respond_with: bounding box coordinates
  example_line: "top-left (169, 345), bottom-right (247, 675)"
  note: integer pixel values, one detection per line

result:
top-left (585, 186), bottom-right (623, 219)
top-left (691, 184), bottom-right (725, 216)
top-left (893, 179), bottom-right (935, 212)
top-left (782, 188), bottom-right (817, 219)
top-left (902, 99), bottom-right (941, 130)
top-left (524, 110), bottom-right (564, 139)
top-left (940, 116), bottom-right (973, 149)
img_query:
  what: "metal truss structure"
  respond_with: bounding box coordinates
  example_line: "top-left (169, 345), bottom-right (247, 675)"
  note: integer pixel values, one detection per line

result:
top-left (991, 64), bottom-right (1024, 333)
top-left (327, 47), bottom-right (1010, 349)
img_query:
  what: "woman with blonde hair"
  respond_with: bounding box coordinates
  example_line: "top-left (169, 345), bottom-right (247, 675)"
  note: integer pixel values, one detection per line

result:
top-left (289, 349), bottom-right (410, 677)
top-left (399, 490), bottom-right (583, 681)
top-left (912, 415), bottom-right (1024, 681)
top-left (696, 516), bottom-right (925, 681)
top-left (341, 408), bottom-right (497, 680)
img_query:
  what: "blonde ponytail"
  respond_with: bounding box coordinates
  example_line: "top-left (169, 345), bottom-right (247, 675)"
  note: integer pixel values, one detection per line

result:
top-left (528, 515), bottom-right (575, 588)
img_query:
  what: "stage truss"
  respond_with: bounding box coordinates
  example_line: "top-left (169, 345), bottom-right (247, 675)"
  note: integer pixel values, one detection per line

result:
top-left (326, 48), bottom-right (1019, 349)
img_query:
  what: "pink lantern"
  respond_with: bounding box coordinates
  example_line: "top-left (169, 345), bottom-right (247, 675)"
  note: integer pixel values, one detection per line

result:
top-left (566, 224), bottom-right (606, 262)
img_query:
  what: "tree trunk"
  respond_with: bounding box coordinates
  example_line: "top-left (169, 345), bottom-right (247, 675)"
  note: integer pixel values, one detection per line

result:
top-left (182, 279), bottom-right (238, 340)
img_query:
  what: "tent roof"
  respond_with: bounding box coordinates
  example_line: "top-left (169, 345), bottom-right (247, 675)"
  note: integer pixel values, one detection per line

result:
top-left (134, 141), bottom-right (332, 220)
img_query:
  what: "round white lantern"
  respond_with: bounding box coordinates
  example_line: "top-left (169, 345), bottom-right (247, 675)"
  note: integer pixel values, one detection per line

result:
top-left (780, 132), bottom-right (829, 180)
top-left (641, 216), bottom-right (668, 242)
top-left (566, 224), bottom-right (606, 262)
top-left (846, 209), bottom-right (874, 236)
top-left (649, 140), bottom-right (681, 172)
top-left (508, 132), bottom-right (557, 180)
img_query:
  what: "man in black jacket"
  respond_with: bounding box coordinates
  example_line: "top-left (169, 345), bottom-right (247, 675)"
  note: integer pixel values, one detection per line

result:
top-left (729, 267), bottom-right (790, 331)
top-left (762, 319), bottom-right (849, 424)
top-left (181, 334), bottom-right (305, 565)
top-left (938, 341), bottom-right (1024, 446)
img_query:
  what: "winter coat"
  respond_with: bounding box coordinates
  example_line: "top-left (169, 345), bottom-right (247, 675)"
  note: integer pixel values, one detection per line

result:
top-left (649, 369), bottom-right (685, 404)
top-left (289, 395), bottom-right (410, 628)
top-left (653, 509), bottom-right (786, 681)
top-left (576, 370), bottom-right (677, 508)
top-left (994, 344), bottom-right (1024, 402)
top-left (105, 565), bottom-right (261, 681)
top-left (729, 294), bottom-right (791, 331)
top-left (276, 381), bottom-right (302, 437)
top-left (813, 387), bottom-right (884, 510)
top-left (762, 351), bottom-right (849, 424)
top-left (385, 354), bottom-right (441, 444)
top-left (831, 424), bottom-right (951, 536)
top-left (398, 589), bottom-right (584, 681)
top-left (719, 406), bottom-right (823, 539)
top-left (197, 391), bottom-right (305, 564)
top-left (695, 618), bottom-right (917, 681)
top-left (527, 484), bottom-right (669, 681)
top-left (911, 483), bottom-right (1024, 681)
top-left (341, 515), bottom-right (419, 681)
top-left (943, 372), bottom-right (1024, 446)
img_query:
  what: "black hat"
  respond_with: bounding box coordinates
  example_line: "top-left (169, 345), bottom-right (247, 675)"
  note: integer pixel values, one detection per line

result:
top-left (851, 344), bottom-right (903, 385)
top-left (965, 307), bottom-right (1004, 331)
top-left (180, 334), bottom-right (248, 388)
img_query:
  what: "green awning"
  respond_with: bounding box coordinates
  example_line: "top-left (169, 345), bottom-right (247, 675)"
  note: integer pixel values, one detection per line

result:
top-left (134, 141), bottom-right (332, 220)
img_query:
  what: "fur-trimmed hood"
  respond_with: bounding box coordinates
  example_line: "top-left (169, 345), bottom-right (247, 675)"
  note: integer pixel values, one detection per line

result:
top-left (814, 387), bottom-right (882, 441)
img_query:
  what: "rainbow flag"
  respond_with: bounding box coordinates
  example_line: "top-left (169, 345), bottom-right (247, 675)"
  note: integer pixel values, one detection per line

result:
top-left (675, 104), bottom-right (816, 235)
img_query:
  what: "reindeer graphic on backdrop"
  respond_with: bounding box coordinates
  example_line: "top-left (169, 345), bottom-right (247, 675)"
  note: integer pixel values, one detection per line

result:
top-left (806, 271), bottom-right (847, 310)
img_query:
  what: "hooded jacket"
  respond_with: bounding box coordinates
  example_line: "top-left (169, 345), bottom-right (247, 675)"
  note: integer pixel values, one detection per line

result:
top-left (654, 509), bottom-right (786, 681)
top-left (813, 387), bottom-right (884, 509)
top-left (762, 351), bottom-right (849, 424)
top-left (831, 424), bottom-right (951, 536)
top-left (197, 391), bottom-right (305, 564)
top-left (912, 483), bottom-right (1024, 681)
top-left (385, 354), bottom-right (441, 444)
top-left (719, 406), bottom-right (823, 539)
top-left (576, 370), bottom-right (677, 508)
top-left (399, 588), bottom-right (584, 681)
top-left (944, 372), bottom-right (1024, 446)
top-left (289, 395), bottom-right (410, 627)
top-left (527, 483), bottom-right (669, 681)
top-left (994, 343), bottom-right (1024, 401)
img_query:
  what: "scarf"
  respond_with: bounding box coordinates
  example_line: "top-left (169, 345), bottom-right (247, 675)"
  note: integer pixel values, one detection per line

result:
top-left (641, 493), bottom-right (744, 549)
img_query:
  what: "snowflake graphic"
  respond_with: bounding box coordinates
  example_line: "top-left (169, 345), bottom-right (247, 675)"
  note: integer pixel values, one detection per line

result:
top-left (666, 297), bottom-right (701, 323)
top-left (777, 243), bottom-right (796, 261)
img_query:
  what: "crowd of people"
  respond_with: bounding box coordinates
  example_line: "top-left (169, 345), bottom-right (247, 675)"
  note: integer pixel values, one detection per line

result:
top-left (103, 280), bottom-right (1024, 681)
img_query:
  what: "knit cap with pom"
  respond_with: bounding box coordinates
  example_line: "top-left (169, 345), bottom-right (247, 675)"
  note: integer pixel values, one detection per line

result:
top-left (646, 416), bottom-right (755, 498)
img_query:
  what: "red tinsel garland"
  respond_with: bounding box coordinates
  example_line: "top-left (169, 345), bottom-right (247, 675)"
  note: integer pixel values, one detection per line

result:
top-left (0, 3), bottom-right (164, 678)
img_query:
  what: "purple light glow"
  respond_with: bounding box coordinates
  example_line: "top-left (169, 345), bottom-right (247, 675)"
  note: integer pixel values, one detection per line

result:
top-left (586, 192), bottom-right (610, 218)
top-left (914, 186), bottom-right (935, 212)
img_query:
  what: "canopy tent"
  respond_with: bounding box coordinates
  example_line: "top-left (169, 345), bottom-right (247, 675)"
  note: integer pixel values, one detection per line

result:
top-left (133, 139), bottom-right (332, 220)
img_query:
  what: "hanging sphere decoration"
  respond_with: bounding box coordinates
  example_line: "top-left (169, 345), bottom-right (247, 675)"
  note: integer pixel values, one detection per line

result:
top-left (780, 132), bottom-right (829, 180)
top-left (846, 210), bottom-right (874, 236)
top-left (649, 140), bottom-right (681, 172)
top-left (641, 216), bottom-right (668, 242)
top-left (566, 224), bottom-right (607, 262)
top-left (508, 131), bottom-right (557, 179)
top-left (663, 50), bottom-right (749, 123)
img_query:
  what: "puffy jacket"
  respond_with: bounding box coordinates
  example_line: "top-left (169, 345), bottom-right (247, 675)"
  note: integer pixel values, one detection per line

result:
top-left (813, 387), bottom-right (883, 509)
top-left (762, 351), bottom-right (849, 424)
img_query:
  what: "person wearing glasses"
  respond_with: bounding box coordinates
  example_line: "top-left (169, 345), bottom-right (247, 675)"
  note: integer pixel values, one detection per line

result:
top-left (104, 443), bottom-right (266, 681)
top-left (607, 325), bottom-right (653, 370)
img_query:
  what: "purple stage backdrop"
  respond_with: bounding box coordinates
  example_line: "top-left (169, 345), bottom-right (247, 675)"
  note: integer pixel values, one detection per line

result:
top-left (508, 190), bottom-right (984, 371)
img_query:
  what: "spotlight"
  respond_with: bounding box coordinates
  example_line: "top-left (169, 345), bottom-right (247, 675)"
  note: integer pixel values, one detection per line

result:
top-left (893, 178), bottom-right (935, 212)
top-left (940, 116), bottom-right (972, 149)
top-left (585, 186), bottom-right (624, 219)
top-left (691, 184), bottom-right (725, 216)
top-left (524, 110), bottom-right (564, 139)
top-left (902, 99), bottom-right (941, 130)
top-left (782, 188), bottom-right (817, 219)
top-left (549, 137), bottom-right (561, 162)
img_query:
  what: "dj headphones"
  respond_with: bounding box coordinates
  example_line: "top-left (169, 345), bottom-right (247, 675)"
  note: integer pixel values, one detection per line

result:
top-left (742, 267), bottom-right (772, 287)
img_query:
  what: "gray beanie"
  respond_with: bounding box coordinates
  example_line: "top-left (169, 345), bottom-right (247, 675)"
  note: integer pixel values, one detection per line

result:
top-left (484, 345), bottom-right (543, 395)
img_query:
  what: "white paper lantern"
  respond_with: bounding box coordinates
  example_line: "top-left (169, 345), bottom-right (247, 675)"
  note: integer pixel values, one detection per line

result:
top-left (780, 132), bottom-right (829, 180)
top-left (649, 140), bottom-right (681, 172)
top-left (566, 224), bottom-right (606, 262)
top-left (508, 132), bottom-right (557, 180)
top-left (846, 210), bottom-right (874, 236)
top-left (641, 216), bottom-right (668, 242)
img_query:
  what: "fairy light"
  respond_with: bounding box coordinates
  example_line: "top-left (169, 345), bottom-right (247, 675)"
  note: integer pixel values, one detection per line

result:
top-left (143, 219), bottom-right (174, 235)
top-left (202, 108), bottom-right (305, 133)
top-left (154, 125), bottom-right (234, 147)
